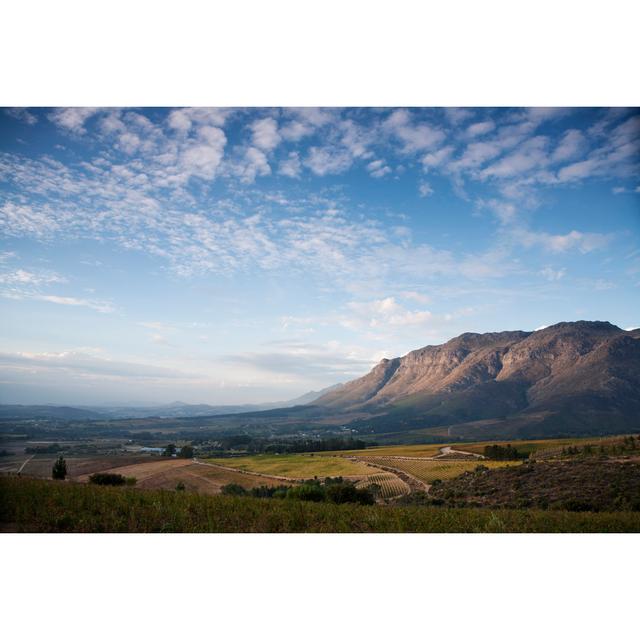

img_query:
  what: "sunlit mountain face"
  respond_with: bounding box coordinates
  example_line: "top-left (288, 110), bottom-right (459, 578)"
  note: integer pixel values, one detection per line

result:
top-left (0, 107), bottom-right (638, 404)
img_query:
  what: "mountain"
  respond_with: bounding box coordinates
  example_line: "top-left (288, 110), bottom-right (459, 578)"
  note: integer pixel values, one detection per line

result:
top-left (289, 383), bottom-right (344, 405)
top-left (314, 321), bottom-right (640, 438)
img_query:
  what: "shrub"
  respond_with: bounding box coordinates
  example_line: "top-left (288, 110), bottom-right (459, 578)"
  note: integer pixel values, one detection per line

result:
top-left (221, 483), bottom-right (247, 496)
top-left (286, 483), bottom-right (326, 502)
top-left (89, 473), bottom-right (126, 486)
top-left (51, 456), bottom-right (67, 480)
top-left (175, 481), bottom-right (186, 491)
top-left (125, 477), bottom-right (137, 486)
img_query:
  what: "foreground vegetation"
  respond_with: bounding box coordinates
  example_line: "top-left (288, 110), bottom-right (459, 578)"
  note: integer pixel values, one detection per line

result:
top-left (2, 477), bottom-right (640, 532)
top-left (423, 460), bottom-right (640, 512)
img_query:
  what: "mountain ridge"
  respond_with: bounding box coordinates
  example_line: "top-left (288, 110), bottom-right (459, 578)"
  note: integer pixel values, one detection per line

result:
top-left (314, 321), bottom-right (640, 438)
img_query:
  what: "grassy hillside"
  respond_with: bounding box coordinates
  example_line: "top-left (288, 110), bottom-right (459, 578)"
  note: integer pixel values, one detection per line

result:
top-left (2, 477), bottom-right (640, 533)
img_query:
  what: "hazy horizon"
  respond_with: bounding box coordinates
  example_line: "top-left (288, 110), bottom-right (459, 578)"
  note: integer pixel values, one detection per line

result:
top-left (1, 107), bottom-right (639, 404)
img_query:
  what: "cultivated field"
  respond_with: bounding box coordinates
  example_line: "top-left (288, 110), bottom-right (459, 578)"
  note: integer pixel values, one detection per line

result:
top-left (4, 455), bottom-right (157, 478)
top-left (362, 457), bottom-right (519, 484)
top-left (355, 472), bottom-right (409, 500)
top-left (322, 443), bottom-right (446, 458)
top-left (205, 453), bottom-right (376, 479)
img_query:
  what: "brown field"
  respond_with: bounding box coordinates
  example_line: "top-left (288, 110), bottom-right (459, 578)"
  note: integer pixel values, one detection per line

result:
top-left (76, 458), bottom-right (193, 482)
top-left (71, 458), bottom-right (296, 495)
top-left (135, 463), bottom-right (296, 494)
top-left (13, 455), bottom-right (158, 479)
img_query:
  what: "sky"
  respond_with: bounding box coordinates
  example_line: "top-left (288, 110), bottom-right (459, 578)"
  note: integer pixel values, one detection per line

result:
top-left (0, 106), bottom-right (639, 405)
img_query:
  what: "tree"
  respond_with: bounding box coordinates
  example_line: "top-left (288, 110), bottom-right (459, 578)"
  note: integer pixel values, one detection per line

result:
top-left (179, 445), bottom-right (194, 459)
top-left (52, 456), bottom-right (67, 480)
top-left (163, 443), bottom-right (177, 457)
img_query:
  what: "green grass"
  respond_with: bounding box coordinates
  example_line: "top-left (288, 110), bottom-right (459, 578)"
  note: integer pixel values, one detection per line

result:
top-left (2, 477), bottom-right (640, 532)
top-left (205, 454), bottom-right (374, 478)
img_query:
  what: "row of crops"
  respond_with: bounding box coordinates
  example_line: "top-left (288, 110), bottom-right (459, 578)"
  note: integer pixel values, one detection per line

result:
top-left (361, 457), bottom-right (520, 484)
top-left (356, 472), bottom-right (409, 499)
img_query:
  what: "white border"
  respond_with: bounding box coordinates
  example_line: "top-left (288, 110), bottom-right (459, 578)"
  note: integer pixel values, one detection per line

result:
top-left (1, 0), bottom-right (638, 636)
top-left (1, 0), bottom-right (639, 106)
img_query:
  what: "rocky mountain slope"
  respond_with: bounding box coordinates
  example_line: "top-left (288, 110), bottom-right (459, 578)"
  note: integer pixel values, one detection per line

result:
top-left (314, 321), bottom-right (640, 438)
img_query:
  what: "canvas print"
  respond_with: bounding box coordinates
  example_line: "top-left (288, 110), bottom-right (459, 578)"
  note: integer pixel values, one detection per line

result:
top-left (0, 107), bottom-right (639, 532)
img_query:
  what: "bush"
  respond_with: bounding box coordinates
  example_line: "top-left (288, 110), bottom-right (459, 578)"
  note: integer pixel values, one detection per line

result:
top-left (175, 481), bottom-right (186, 491)
top-left (286, 483), bottom-right (326, 502)
top-left (221, 483), bottom-right (247, 496)
top-left (89, 473), bottom-right (126, 486)
top-left (51, 456), bottom-right (67, 480)
top-left (326, 482), bottom-right (374, 505)
top-left (125, 477), bottom-right (137, 486)
top-left (179, 445), bottom-right (194, 459)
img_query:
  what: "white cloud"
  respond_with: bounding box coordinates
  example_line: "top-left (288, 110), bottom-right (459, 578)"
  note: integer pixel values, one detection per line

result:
top-left (305, 146), bottom-right (353, 176)
top-left (179, 125), bottom-right (227, 180)
top-left (418, 181), bottom-right (434, 198)
top-left (514, 228), bottom-right (611, 253)
top-left (48, 108), bottom-right (104, 134)
top-left (551, 129), bottom-right (586, 163)
top-left (444, 108), bottom-right (474, 125)
top-left (422, 145), bottom-right (454, 170)
top-left (278, 152), bottom-right (302, 178)
top-left (34, 295), bottom-right (115, 313)
top-left (5, 107), bottom-right (38, 125)
top-left (250, 117), bottom-right (281, 151)
top-left (557, 158), bottom-right (598, 182)
top-left (539, 266), bottom-right (566, 281)
top-left (280, 119), bottom-right (314, 142)
top-left (476, 198), bottom-right (517, 224)
top-left (366, 159), bottom-right (391, 178)
top-left (237, 147), bottom-right (271, 183)
top-left (480, 136), bottom-right (550, 179)
top-left (466, 121), bottom-right (495, 138)
top-left (384, 109), bottom-right (445, 153)
top-left (0, 269), bottom-right (66, 286)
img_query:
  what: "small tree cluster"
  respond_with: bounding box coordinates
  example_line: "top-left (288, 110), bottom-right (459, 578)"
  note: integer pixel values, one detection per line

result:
top-left (52, 456), bottom-right (67, 480)
top-left (220, 477), bottom-right (375, 505)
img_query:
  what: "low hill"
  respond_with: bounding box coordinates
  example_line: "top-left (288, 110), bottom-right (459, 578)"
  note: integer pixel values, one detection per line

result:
top-left (0, 404), bottom-right (108, 421)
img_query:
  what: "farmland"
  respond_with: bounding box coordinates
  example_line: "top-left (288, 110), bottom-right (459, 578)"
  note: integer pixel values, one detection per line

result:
top-left (204, 453), bottom-right (376, 479)
top-left (355, 472), bottom-right (409, 499)
top-left (2, 476), bottom-right (639, 533)
top-left (361, 457), bottom-right (519, 484)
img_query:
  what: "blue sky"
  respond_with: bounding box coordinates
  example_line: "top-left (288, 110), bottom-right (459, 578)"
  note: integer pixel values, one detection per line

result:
top-left (0, 107), bottom-right (638, 405)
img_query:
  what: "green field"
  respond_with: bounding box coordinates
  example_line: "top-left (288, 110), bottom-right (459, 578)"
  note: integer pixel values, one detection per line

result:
top-left (323, 443), bottom-right (446, 458)
top-left (205, 454), bottom-right (375, 478)
top-left (322, 434), bottom-right (638, 460)
top-left (2, 477), bottom-right (639, 533)
top-left (364, 458), bottom-right (519, 484)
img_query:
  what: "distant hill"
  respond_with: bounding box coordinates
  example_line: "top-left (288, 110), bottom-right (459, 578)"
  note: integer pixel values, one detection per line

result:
top-left (0, 383), bottom-right (343, 421)
top-left (0, 405), bottom-right (108, 421)
top-left (314, 321), bottom-right (640, 438)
